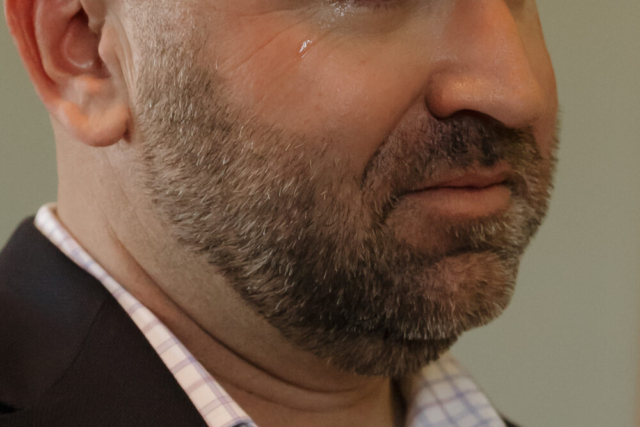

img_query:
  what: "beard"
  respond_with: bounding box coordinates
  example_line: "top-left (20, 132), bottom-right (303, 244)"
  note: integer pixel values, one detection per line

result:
top-left (132, 39), bottom-right (557, 378)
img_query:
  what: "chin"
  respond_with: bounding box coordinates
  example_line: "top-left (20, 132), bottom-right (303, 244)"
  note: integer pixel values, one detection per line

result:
top-left (256, 250), bottom-right (518, 378)
top-left (323, 334), bottom-right (460, 379)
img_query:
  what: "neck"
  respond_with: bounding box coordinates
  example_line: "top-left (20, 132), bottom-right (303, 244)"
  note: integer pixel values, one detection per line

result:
top-left (56, 189), bottom-right (406, 427)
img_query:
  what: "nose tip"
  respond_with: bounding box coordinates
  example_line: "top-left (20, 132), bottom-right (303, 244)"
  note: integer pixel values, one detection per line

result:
top-left (424, 1), bottom-right (547, 129)
top-left (426, 69), bottom-right (546, 128)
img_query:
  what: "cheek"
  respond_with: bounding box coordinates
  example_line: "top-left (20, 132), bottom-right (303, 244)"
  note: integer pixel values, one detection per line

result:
top-left (210, 16), bottom-right (427, 171)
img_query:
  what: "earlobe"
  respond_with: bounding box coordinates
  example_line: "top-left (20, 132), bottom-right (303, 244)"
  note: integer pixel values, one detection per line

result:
top-left (56, 89), bottom-right (130, 148)
top-left (5, 0), bottom-right (131, 147)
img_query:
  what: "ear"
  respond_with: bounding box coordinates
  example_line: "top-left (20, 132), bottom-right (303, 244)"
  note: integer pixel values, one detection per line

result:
top-left (5, 0), bottom-right (130, 147)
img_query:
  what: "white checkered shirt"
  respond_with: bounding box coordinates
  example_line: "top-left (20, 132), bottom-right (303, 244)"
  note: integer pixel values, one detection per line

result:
top-left (35, 204), bottom-right (506, 427)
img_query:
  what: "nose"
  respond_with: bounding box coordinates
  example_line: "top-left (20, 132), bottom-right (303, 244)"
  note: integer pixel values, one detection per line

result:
top-left (425, 1), bottom-right (546, 129)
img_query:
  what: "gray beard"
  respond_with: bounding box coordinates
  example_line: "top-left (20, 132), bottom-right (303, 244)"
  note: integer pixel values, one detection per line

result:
top-left (133, 41), bottom-right (556, 378)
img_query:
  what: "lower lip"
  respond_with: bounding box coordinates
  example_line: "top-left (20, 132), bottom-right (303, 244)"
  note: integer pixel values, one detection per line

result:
top-left (404, 184), bottom-right (511, 217)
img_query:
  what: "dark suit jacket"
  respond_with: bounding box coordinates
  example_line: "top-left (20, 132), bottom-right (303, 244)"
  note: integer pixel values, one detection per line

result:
top-left (0, 218), bottom-right (518, 427)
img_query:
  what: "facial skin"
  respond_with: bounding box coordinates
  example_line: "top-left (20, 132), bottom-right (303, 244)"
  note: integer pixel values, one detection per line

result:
top-left (129, 0), bottom-right (557, 377)
top-left (6, 0), bottom-right (558, 425)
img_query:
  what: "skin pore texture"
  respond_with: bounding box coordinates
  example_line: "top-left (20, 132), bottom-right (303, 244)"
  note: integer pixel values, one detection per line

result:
top-left (6, 0), bottom-right (558, 426)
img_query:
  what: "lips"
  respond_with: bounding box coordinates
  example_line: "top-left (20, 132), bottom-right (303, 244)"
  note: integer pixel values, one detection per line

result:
top-left (409, 165), bottom-right (511, 193)
top-left (399, 165), bottom-right (514, 218)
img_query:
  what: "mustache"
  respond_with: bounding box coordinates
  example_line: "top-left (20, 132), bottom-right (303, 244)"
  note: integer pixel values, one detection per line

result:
top-left (361, 114), bottom-right (541, 203)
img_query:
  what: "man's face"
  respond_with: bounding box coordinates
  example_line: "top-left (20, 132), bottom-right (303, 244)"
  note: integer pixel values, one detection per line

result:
top-left (126, 0), bottom-right (558, 377)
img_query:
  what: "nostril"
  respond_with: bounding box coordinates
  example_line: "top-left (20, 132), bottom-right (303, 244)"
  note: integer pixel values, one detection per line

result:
top-left (448, 110), bottom-right (507, 127)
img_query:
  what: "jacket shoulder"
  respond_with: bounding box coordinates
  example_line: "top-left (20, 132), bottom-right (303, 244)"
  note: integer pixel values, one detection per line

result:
top-left (0, 218), bottom-right (209, 427)
top-left (503, 416), bottom-right (521, 427)
top-left (0, 218), bottom-right (111, 411)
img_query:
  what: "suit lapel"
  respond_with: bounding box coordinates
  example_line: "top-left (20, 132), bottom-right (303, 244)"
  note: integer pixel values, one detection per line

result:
top-left (0, 218), bottom-right (208, 426)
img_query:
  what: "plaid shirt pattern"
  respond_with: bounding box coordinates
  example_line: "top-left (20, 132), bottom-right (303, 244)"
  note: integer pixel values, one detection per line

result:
top-left (35, 204), bottom-right (505, 427)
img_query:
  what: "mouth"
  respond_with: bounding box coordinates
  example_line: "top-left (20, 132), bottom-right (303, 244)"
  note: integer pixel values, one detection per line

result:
top-left (403, 165), bottom-right (513, 217)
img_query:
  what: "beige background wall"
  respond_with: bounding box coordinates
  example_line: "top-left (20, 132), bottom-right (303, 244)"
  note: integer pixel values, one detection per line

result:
top-left (2, 1), bottom-right (638, 426)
